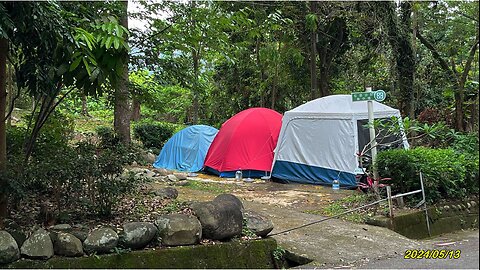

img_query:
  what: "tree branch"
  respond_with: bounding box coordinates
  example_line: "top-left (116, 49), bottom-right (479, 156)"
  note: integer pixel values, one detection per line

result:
top-left (460, 31), bottom-right (480, 88)
top-left (416, 30), bottom-right (459, 85)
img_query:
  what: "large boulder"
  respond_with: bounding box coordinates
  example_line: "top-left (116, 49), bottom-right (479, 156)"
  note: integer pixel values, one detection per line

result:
top-left (53, 232), bottom-right (83, 257)
top-left (152, 187), bottom-right (178, 200)
top-left (243, 210), bottom-right (274, 237)
top-left (213, 193), bottom-right (244, 211)
top-left (155, 214), bottom-right (202, 246)
top-left (0, 231), bottom-right (20, 264)
top-left (20, 228), bottom-right (54, 260)
top-left (83, 228), bottom-right (118, 254)
top-left (190, 194), bottom-right (243, 240)
top-left (120, 222), bottom-right (158, 249)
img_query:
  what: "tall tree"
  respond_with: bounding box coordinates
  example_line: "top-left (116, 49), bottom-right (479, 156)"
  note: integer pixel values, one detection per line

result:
top-left (114, 0), bottom-right (131, 143)
top-left (415, 1), bottom-right (479, 131)
top-left (378, 1), bottom-right (416, 118)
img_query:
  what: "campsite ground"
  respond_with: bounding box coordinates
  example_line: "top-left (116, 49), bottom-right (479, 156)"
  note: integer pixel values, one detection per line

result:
top-left (151, 175), bottom-right (479, 269)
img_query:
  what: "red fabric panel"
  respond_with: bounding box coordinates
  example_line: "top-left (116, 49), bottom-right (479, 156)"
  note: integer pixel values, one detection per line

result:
top-left (204, 108), bottom-right (282, 173)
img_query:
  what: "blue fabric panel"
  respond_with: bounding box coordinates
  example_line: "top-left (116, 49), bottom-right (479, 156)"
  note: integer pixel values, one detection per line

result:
top-left (272, 160), bottom-right (357, 187)
top-left (153, 125), bottom-right (218, 172)
top-left (204, 166), bottom-right (269, 178)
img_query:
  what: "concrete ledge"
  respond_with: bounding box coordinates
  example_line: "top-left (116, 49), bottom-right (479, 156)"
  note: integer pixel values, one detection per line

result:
top-left (7, 238), bottom-right (277, 269)
top-left (367, 199), bottom-right (479, 239)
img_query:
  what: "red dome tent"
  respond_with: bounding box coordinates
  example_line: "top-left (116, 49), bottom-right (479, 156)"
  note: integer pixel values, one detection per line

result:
top-left (204, 108), bottom-right (282, 178)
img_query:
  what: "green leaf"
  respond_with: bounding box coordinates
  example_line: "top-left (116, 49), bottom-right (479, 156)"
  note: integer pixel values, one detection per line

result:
top-left (105, 36), bottom-right (113, 49)
top-left (69, 57), bottom-right (82, 71)
top-left (113, 37), bottom-right (120, 50)
top-left (83, 57), bottom-right (92, 76)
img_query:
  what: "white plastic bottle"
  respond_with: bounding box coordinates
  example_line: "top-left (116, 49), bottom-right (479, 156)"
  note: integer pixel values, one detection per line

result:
top-left (332, 179), bottom-right (340, 191)
top-left (235, 169), bottom-right (242, 181)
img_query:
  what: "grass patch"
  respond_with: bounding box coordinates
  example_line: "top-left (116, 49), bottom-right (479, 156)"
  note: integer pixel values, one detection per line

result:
top-left (304, 193), bottom-right (375, 223)
top-left (185, 180), bottom-right (235, 194)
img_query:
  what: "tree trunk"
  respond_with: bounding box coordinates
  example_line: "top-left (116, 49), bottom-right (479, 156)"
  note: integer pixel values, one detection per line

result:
top-left (381, 1), bottom-right (415, 118)
top-left (256, 38), bottom-right (266, 107)
top-left (192, 49), bottom-right (199, 124)
top-left (130, 98), bottom-right (141, 121)
top-left (81, 93), bottom-right (89, 117)
top-left (113, 0), bottom-right (131, 144)
top-left (309, 1), bottom-right (319, 100)
top-left (0, 38), bottom-right (8, 225)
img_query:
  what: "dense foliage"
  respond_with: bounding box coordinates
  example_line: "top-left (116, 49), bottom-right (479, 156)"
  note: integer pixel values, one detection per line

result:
top-left (377, 147), bottom-right (479, 203)
top-left (0, 0), bottom-right (478, 226)
top-left (133, 121), bottom-right (183, 152)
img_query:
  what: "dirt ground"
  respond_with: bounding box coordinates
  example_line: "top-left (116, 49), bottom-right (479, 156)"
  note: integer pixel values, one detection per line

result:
top-left (152, 173), bottom-right (353, 212)
top-left (150, 174), bottom-right (427, 268)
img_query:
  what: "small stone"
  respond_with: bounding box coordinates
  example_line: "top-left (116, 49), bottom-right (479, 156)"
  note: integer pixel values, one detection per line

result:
top-left (132, 161), bottom-right (138, 166)
top-left (174, 180), bottom-right (189, 186)
top-left (153, 168), bottom-right (169, 176)
top-left (173, 173), bottom-right (187, 180)
top-left (167, 174), bottom-right (178, 182)
top-left (153, 187), bottom-right (178, 200)
top-left (52, 224), bottom-right (72, 232)
top-left (466, 202), bottom-right (471, 208)
top-left (145, 170), bottom-right (156, 179)
top-left (471, 201), bottom-right (477, 207)
top-left (144, 152), bottom-right (157, 164)
top-left (443, 205), bottom-right (450, 211)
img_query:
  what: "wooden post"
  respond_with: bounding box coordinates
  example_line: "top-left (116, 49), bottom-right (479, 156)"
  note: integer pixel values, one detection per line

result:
top-left (386, 185), bottom-right (393, 218)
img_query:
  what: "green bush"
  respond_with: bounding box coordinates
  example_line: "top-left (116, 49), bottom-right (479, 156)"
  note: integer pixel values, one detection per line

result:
top-left (95, 126), bottom-right (120, 148)
top-left (3, 124), bottom-right (138, 219)
top-left (376, 147), bottom-right (478, 203)
top-left (133, 121), bottom-right (181, 150)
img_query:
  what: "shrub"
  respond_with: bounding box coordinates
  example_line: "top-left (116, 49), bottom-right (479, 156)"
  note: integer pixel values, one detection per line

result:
top-left (95, 126), bottom-right (120, 148)
top-left (133, 121), bottom-right (180, 150)
top-left (3, 124), bottom-right (138, 219)
top-left (376, 147), bottom-right (478, 203)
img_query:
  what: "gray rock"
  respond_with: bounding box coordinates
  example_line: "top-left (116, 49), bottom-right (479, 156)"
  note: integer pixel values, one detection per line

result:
top-left (213, 193), bottom-right (244, 211)
top-left (155, 214), bottom-right (202, 246)
top-left (52, 224), bottom-right (72, 231)
top-left (153, 187), bottom-right (178, 200)
top-left (70, 226), bottom-right (89, 242)
top-left (120, 222), bottom-right (158, 249)
top-left (471, 201), bottom-right (477, 207)
top-left (243, 210), bottom-right (274, 237)
top-left (20, 228), bottom-right (54, 259)
top-left (83, 228), bottom-right (118, 254)
top-left (191, 194), bottom-right (243, 240)
top-left (167, 174), bottom-right (178, 182)
top-left (174, 180), bottom-right (189, 186)
top-left (129, 167), bottom-right (146, 174)
top-left (144, 152), bottom-right (157, 164)
top-left (153, 168), bottom-right (169, 176)
top-left (173, 173), bottom-right (187, 180)
top-left (144, 170), bottom-right (156, 179)
top-left (53, 232), bottom-right (83, 257)
top-left (0, 231), bottom-right (20, 264)
top-left (3, 220), bottom-right (27, 247)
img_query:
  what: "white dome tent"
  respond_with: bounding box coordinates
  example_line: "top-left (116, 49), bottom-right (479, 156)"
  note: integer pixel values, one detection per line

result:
top-left (271, 94), bottom-right (409, 187)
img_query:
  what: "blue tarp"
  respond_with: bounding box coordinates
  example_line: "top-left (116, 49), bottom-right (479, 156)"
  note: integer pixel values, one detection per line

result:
top-left (153, 125), bottom-right (218, 172)
top-left (272, 160), bottom-right (357, 188)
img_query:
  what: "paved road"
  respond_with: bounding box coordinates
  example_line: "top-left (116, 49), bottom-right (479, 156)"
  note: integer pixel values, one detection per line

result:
top-left (356, 229), bottom-right (479, 269)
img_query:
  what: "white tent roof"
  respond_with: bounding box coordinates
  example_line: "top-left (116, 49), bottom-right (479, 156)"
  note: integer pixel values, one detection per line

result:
top-left (289, 94), bottom-right (399, 118)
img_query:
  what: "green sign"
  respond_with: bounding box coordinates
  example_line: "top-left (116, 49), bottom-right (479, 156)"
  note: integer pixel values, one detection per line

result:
top-left (352, 90), bottom-right (386, 102)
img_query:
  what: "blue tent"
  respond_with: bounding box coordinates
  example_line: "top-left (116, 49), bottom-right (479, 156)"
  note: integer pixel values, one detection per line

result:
top-left (153, 125), bottom-right (218, 172)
